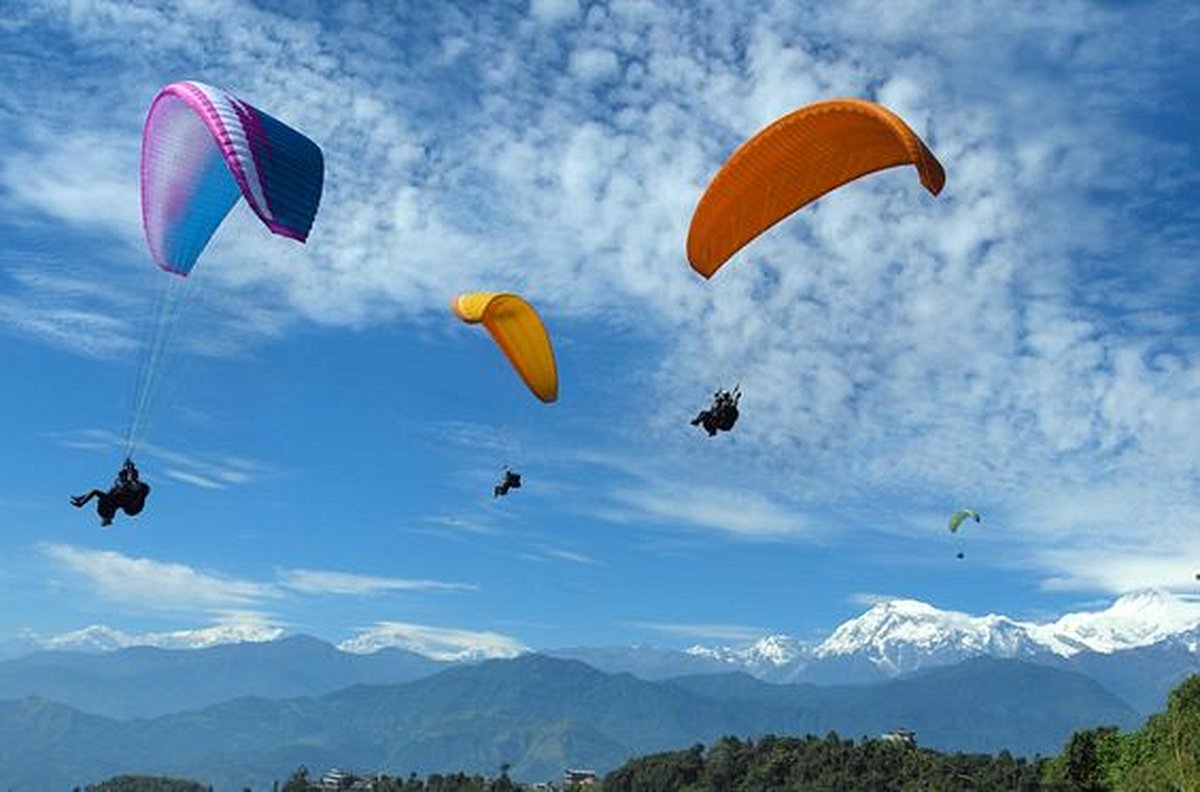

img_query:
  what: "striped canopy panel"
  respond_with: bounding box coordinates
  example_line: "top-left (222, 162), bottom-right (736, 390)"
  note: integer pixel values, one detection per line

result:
top-left (141, 80), bottom-right (324, 275)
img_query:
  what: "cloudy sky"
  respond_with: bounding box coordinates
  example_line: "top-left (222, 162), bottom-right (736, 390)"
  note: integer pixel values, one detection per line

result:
top-left (1, 0), bottom-right (1198, 659)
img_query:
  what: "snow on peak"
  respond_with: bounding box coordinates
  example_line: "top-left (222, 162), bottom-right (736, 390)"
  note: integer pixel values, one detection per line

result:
top-left (34, 625), bottom-right (130, 653)
top-left (749, 634), bottom-right (806, 666)
top-left (36, 623), bottom-right (285, 652)
top-left (336, 621), bottom-right (529, 661)
top-left (814, 599), bottom-right (1043, 673)
top-left (685, 633), bottom-right (806, 669)
top-left (809, 589), bottom-right (1200, 675)
top-left (1045, 588), bottom-right (1200, 653)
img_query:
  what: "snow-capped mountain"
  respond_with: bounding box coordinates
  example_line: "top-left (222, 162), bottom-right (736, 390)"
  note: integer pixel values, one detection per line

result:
top-left (32, 622), bottom-right (285, 652)
top-left (689, 589), bottom-right (1200, 683)
top-left (336, 623), bottom-right (528, 661)
top-left (24, 591), bottom-right (1200, 692)
top-left (1040, 589), bottom-right (1200, 654)
top-left (812, 599), bottom-right (1053, 675)
top-left (686, 634), bottom-right (807, 669)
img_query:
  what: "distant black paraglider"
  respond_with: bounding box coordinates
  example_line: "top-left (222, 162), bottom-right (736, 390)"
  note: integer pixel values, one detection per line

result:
top-left (956, 552), bottom-right (965, 560)
top-left (691, 386), bottom-right (741, 436)
top-left (71, 458), bottom-right (151, 527)
top-left (494, 469), bottom-right (522, 498)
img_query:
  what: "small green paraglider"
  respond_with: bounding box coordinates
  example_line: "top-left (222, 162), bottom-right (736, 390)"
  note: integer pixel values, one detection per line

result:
top-left (948, 509), bottom-right (981, 560)
top-left (948, 508), bottom-right (982, 533)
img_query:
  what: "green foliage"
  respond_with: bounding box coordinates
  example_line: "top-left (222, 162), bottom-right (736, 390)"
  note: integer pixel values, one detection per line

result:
top-left (1163, 674), bottom-right (1200, 789)
top-left (601, 732), bottom-right (1045, 791)
top-left (281, 765), bottom-right (310, 792)
top-left (1042, 673), bottom-right (1200, 791)
top-left (1042, 726), bottom-right (1123, 790)
top-left (262, 675), bottom-right (1200, 791)
top-left (275, 765), bottom-right (525, 791)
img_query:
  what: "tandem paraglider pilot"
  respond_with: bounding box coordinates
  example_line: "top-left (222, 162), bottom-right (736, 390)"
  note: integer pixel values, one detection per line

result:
top-left (494, 469), bottom-right (522, 498)
top-left (691, 387), bottom-right (741, 437)
top-left (71, 459), bottom-right (151, 527)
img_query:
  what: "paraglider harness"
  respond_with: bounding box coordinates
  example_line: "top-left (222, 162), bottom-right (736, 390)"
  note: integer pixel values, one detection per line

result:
top-left (70, 458), bottom-right (151, 526)
top-left (691, 386), bottom-right (741, 436)
top-left (117, 458), bottom-right (138, 486)
top-left (111, 458), bottom-right (150, 510)
top-left (494, 469), bottom-right (522, 498)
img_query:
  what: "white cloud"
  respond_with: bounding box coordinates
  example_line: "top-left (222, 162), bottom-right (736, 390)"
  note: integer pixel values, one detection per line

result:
top-left (338, 621), bottom-right (529, 660)
top-left (609, 482), bottom-right (809, 539)
top-left (0, 261), bottom-right (140, 359)
top-left (0, 130), bottom-right (139, 234)
top-left (989, 482), bottom-right (1200, 595)
top-left (569, 46), bottom-right (620, 82)
top-left (623, 620), bottom-right (770, 643)
top-left (1037, 550), bottom-right (1199, 596)
top-left (39, 544), bottom-right (479, 623)
top-left (40, 544), bottom-right (279, 612)
top-left (532, 547), bottom-right (600, 565)
top-left (278, 568), bottom-right (477, 595)
top-left (423, 515), bottom-right (496, 536)
top-left (4, 0), bottom-right (1199, 596)
top-left (163, 469), bottom-right (226, 490)
top-left (0, 297), bottom-right (137, 358)
top-left (849, 592), bottom-right (905, 607)
top-left (529, 0), bottom-right (579, 25)
top-left (56, 429), bottom-right (270, 490)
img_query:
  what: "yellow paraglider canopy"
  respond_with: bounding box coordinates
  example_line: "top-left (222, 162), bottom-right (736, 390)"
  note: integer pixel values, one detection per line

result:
top-left (948, 508), bottom-right (981, 533)
top-left (687, 98), bottom-right (946, 279)
top-left (452, 292), bottom-right (558, 403)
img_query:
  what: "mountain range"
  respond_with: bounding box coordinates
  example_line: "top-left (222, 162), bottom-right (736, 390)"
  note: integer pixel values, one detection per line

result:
top-left (1, 590), bottom-right (1197, 788)
top-left (676, 590), bottom-right (1200, 678)
top-left (553, 590), bottom-right (1200, 714)
top-left (0, 634), bottom-right (449, 719)
top-left (5, 589), bottom-right (1198, 719)
top-left (0, 654), bottom-right (1139, 790)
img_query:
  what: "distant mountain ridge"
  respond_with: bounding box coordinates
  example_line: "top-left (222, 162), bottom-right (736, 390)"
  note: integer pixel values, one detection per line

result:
top-left (9, 589), bottom-right (1198, 718)
top-left (556, 590), bottom-right (1200, 712)
top-left (0, 634), bottom-right (449, 718)
top-left (686, 590), bottom-right (1200, 676)
top-left (0, 654), bottom-right (1138, 790)
top-left (32, 622), bottom-right (286, 652)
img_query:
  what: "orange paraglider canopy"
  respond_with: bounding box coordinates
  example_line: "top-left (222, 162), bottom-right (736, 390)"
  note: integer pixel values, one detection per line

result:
top-left (452, 292), bottom-right (558, 403)
top-left (687, 98), bottom-right (945, 279)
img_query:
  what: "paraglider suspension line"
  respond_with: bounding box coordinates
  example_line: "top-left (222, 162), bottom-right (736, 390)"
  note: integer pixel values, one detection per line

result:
top-left (123, 276), bottom-right (191, 458)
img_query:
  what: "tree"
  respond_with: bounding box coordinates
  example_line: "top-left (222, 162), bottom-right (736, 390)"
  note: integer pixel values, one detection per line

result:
top-left (1162, 673), bottom-right (1200, 790)
top-left (281, 765), bottom-right (310, 792)
top-left (1063, 727), bottom-right (1121, 790)
top-left (490, 763), bottom-right (516, 792)
top-left (1044, 674), bottom-right (1200, 791)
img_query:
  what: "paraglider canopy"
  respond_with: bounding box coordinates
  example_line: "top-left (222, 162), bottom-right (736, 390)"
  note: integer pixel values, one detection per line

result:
top-left (948, 508), bottom-right (982, 533)
top-left (452, 292), bottom-right (558, 403)
top-left (141, 80), bottom-right (325, 276)
top-left (687, 98), bottom-right (945, 279)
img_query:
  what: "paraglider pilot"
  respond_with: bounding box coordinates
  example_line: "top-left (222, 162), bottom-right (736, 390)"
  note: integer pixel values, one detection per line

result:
top-left (494, 469), bottom-right (522, 498)
top-left (691, 387), bottom-right (741, 436)
top-left (71, 458), bottom-right (151, 527)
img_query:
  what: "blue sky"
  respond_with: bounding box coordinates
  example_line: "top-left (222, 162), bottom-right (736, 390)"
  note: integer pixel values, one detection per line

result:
top-left (1, 0), bottom-right (1198, 659)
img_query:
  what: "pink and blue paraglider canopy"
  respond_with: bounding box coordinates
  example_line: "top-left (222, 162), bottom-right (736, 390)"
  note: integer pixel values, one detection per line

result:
top-left (141, 80), bottom-right (324, 276)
